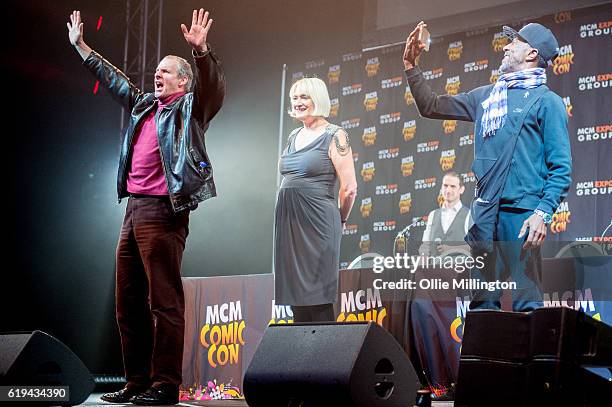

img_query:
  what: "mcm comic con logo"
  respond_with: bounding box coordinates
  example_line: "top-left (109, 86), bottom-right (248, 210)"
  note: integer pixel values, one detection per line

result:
top-left (492, 31), bottom-right (510, 52)
top-left (361, 161), bottom-right (376, 182)
top-left (401, 155), bottom-right (415, 177)
top-left (328, 64), bottom-right (341, 84)
top-left (362, 126), bottom-right (377, 146)
top-left (360, 197), bottom-right (373, 218)
top-left (447, 41), bottom-right (463, 61)
top-left (445, 76), bottom-right (461, 95)
top-left (551, 202), bottom-right (571, 234)
top-left (552, 45), bottom-right (575, 75)
top-left (399, 192), bottom-right (412, 214)
top-left (403, 120), bottom-right (417, 141)
top-left (201, 301), bottom-right (245, 368)
top-left (337, 288), bottom-right (387, 325)
top-left (366, 56), bottom-right (381, 77)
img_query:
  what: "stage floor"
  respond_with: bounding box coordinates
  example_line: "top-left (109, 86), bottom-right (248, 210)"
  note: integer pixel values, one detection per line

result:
top-left (82, 393), bottom-right (454, 406)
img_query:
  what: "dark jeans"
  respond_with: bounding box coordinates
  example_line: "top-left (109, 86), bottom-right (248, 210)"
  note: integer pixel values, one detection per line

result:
top-left (115, 196), bottom-right (189, 391)
top-left (470, 208), bottom-right (543, 312)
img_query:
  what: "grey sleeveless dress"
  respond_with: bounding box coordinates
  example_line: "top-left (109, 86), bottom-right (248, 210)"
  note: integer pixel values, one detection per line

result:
top-left (274, 124), bottom-right (342, 306)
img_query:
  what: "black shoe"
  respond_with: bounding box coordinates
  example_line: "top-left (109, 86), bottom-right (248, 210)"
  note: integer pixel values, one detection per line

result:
top-left (130, 386), bottom-right (179, 406)
top-left (101, 386), bottom-right (146, 403)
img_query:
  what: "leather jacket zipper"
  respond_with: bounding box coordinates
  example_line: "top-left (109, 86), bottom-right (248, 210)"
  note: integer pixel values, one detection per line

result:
top-left (155, 108), bottom-right (176, 212)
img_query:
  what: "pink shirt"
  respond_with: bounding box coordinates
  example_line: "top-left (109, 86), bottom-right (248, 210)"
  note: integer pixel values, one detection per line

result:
top-left (127, 92), bottom-right (185, 195)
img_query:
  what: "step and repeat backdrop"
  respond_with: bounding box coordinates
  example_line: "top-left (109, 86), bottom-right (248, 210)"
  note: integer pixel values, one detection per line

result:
top-left (281, 4), bottom-right (611, 265)
top-left (179, 3), bottom-right (611, 402)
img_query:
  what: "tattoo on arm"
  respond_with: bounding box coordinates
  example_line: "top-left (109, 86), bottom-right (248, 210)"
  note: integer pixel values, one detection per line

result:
top-left (334, 131), bottom-right (351, 156)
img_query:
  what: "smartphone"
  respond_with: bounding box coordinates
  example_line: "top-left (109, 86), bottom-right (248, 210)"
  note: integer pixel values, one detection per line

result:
top-left (419, 26), bottom-right (431, 52)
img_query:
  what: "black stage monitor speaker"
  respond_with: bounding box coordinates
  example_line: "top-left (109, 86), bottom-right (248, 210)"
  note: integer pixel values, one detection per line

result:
top-left (243, 321), bottom-right (419, 407)
top-left (0, 330), bottom-right (95, 405)
top-left (455, 307), bottom-right (612, 406)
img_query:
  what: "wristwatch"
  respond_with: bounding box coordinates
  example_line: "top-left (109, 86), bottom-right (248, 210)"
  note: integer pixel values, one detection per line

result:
top-left (534, 209), bottom-right (552, 225)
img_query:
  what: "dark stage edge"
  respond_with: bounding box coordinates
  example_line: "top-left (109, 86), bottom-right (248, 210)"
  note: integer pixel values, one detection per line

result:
top-left (81, 393), bottom-right (454, 406)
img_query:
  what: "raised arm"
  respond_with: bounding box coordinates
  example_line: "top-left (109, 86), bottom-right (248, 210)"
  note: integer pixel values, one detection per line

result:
top-left (67, 10), bottom-right (92, 60)
top-left (182, 9), bottom-right (226, 125)
top-left (403, 22), bottom-right (477, 122)
top-left (67, 10), bottom-right (142, 110)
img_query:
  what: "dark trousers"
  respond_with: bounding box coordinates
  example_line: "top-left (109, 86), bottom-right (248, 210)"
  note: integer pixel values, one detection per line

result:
top-left (292, 303), bottom-right (335, 323)
top-left (470, 208), bottom-right (543, 312)
top-left (115, 196), bottom-right (189, 391)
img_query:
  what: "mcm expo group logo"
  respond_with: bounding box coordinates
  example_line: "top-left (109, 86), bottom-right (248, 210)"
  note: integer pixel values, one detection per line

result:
top-left (423, 68), bottom-right (444, 80)
top-left (380, 112), bottom-right (401, 125)
top-left (415, 177), bottom-right (437, 190)
top-left (464, 59), bottom-right (488, 73)
top-left (575, 179), bottom-right (612, 196)
top-left (381, 76), bottom-right (403, 89)
top-left (378, 147), bottom-right (400, 160)
top-left (342, 223), bottom-right (358, 236)
top-left (579, 21), bottom-right (612, 38)
top-left (417, 140), bottom-right (440, 153)
top-left (342, 83), bottom-right (362, 96)
top-left (341, 117), bottom-right (361, 130)
top-left (459, 133), bottom-right (474, 147)
top-left (577, 73), bottom-right (611, 91)
top-left (576, 124), bottom-right (611, 142)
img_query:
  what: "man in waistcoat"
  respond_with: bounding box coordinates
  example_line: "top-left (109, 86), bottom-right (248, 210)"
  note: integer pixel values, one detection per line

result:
top-left (403, 22), bottom-right (571, 311)
top-left (419, 171), bottom-right (471, 257)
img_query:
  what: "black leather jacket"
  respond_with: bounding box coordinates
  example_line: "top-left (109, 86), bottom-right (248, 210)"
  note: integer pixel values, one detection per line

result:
top-left (83, 48), bottom-right (225, 212)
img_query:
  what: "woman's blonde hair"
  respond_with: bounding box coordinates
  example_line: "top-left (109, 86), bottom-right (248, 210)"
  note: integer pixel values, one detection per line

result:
top-left (289, 77), bottom-right (331, 118)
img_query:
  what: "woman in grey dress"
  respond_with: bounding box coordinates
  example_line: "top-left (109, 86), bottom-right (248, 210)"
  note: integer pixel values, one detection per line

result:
top-left (274, 77), bottom-right (358, 323)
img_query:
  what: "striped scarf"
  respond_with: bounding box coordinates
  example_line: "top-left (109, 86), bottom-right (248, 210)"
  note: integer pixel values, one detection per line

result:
top-left (480, 68), bottom-right (547, 137)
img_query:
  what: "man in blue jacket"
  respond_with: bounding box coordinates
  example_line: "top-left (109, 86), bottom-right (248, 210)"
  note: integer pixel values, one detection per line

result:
top-left (403, 22), bottom-right (571, 311)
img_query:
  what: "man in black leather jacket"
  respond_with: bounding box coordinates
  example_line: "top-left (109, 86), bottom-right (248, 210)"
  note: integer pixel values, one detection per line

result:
top-left (67, 8), bottom-right (225, 405)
